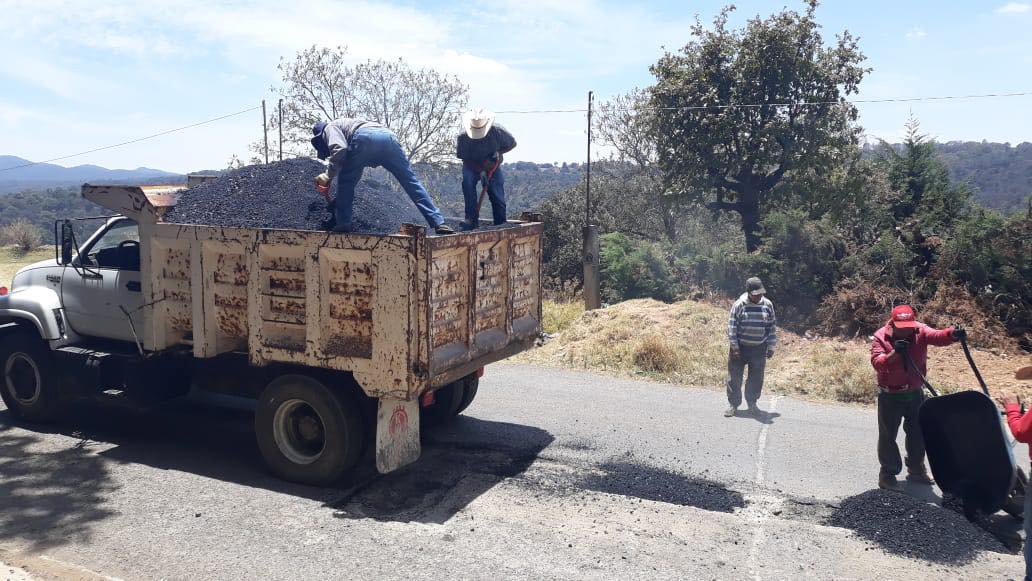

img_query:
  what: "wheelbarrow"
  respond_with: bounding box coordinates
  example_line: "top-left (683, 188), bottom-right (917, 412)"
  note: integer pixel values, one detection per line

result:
top-left (910, 335), bottom-right (1026, 519)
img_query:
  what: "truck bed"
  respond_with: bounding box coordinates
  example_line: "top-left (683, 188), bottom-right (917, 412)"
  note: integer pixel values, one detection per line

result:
top-left (84, 183), bottom-right (542, 402)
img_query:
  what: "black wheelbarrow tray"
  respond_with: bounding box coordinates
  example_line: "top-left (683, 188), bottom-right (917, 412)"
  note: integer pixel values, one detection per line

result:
top-left (914, 336), bottom-right (1017, 515)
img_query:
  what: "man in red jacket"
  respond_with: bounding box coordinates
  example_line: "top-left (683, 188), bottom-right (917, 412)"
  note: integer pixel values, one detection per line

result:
top-left (1000, 389), bottom-right (1032, 581)
top-left (870, 305), bottom-right (962, 491)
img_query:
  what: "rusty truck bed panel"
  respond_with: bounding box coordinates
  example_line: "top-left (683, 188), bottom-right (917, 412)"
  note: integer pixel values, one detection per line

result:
top-left (139, 221), bottom-right (541, 401)
top-left (427, 224), bottom-right (543, 377)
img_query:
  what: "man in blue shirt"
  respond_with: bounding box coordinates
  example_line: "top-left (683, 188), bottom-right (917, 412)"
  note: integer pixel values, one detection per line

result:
top-left (725, 277), bottom-right (777, 417)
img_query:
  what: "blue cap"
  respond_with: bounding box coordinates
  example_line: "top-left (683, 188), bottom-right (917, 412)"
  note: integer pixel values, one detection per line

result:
top-left (311, 121), bottom-right (330, 159)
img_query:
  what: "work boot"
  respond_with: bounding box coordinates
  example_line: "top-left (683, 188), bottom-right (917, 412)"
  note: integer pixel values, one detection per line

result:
top-left (878, 474), bottom-right (902, 492)
top-left (746, 401), bottom-right (759, 415)
top-left (907, 470), bottom-right (935, 486)
top-left (724, 406), bottom-right (737, 418)
top-left (459, 220), bottom-right (478, 231)
top-left (435, 224), bottom-right (456, 235)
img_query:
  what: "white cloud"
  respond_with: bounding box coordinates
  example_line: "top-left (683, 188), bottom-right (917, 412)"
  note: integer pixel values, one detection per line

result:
top-left (996, 2), bottom-right (1031, 13)
top-left (0, 55), bottom-right (93, 100)
top-left (0, 0), bottom-right (696, 168)
top-left (905, 27), bottom-right (927, 40)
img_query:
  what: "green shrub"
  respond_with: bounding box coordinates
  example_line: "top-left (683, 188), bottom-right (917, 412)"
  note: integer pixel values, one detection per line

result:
top-left (600, 233), bottom-right (676, 303)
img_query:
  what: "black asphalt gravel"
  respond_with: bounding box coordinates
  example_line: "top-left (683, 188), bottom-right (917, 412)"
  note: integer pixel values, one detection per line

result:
top-left (164, 158), bottom-right (519, 234)
top-left (828, 488), bottom-right (1008, 564)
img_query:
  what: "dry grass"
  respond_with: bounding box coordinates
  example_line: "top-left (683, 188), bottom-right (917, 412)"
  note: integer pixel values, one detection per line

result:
top-left (0, 245), bottom-right (51, 287)
top-left (514, 298), bottom-right (1032, 407)
top-left (542, 300), bottom-right (585, 335)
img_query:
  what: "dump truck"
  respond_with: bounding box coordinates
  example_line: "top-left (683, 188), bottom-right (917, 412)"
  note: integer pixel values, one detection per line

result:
top-left (0, 183), bottom-right (542, 484)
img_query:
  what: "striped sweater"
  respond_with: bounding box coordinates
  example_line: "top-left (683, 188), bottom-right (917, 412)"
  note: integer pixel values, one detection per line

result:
top-left (727, 293), bottom-right (777, 349)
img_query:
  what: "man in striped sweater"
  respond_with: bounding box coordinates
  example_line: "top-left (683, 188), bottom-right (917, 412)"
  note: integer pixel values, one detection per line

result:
top-left (724, 277), bottom-right (777, 417)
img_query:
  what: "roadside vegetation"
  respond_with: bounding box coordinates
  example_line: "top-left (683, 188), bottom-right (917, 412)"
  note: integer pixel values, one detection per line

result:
top-left (1, 245), bottom-right (51, 286)
top-left (517, 299), bottom-right (1030, 406)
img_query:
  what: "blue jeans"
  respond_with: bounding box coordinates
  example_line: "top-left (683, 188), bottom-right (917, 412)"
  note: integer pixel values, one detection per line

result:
top-left (461, 164), bottom-right (506, 226)
top-left (334, 127), bottom-right (444, 230)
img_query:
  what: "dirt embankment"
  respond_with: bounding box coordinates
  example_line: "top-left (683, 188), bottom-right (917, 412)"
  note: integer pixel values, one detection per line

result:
top-left (516, 298), bottom-right (1032, 406)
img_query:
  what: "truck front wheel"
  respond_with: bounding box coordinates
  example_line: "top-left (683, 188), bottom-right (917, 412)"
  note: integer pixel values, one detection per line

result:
top-left (0, 331), bottom-right (62, 422)
top-left (255, 374), bottom-right (365, 485)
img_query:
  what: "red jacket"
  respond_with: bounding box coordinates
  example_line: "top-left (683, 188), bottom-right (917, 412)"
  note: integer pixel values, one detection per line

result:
top-left (1005, 405), bottom-right (1032, 460)
top-left (870, 322), bottom-right (955, 392)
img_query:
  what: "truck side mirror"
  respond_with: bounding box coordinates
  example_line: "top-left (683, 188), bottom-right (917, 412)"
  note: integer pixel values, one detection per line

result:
top-left (60, 221), bottom-right (74, 265)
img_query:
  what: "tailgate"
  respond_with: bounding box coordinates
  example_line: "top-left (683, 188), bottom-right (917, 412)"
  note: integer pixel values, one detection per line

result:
top-left (427, 221), bottom-right (542, 385)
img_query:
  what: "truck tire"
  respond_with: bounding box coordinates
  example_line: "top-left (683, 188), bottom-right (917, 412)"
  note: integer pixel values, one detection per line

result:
top-left (455, 375), bottom-right (479, 415)
top-left (421, 380), bottom-right (464, 427)
top-left (255, 374), bottom-right (365, 485)
top-left (0, 331), bottom-right (63, 422)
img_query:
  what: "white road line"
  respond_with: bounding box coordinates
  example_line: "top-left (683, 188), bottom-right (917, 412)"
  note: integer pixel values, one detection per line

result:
top-left (746, 395), bottom-right (782, 581)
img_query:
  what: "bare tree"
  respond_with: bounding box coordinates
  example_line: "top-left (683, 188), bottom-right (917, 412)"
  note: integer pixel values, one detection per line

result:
top-left (593, 89), bottom-right (680, 241)
top-left (594, 88), bottom-right (657, 168)
top-left (260, 46), bottom-right (468, 164)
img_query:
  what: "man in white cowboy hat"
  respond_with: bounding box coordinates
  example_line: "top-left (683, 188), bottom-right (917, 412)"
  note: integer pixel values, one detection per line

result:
top-left (455, 108), bottom-right (517, 230)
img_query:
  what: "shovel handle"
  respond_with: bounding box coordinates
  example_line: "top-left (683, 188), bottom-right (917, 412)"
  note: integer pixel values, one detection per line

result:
top-left (958, 336), bottom-right (990, 397)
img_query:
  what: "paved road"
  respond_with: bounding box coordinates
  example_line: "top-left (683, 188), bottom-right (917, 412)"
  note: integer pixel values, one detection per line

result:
top-left (0, 363), bottom-right (1026, 580)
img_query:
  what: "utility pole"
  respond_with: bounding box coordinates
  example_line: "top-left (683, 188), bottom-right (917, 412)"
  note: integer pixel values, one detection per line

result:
top-left (582, 90), bottom-right (601, 311)
top-left (262, 100), bottom-right (269, 164)
top-left (278, 99), bottom-right (284, 161)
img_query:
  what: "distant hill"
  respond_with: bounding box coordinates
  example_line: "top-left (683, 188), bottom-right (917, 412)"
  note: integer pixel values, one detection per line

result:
top-left (935, 142), bottom-right (1032, 213)
top-left (0, 155), bottom-right (184, 194)
top-left (862, 142), bottom-right (1032, 213)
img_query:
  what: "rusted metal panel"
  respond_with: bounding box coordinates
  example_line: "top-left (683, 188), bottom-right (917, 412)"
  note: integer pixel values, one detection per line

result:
top-left (140, 219), bottom-right (540, 401)
top-left (426, 224), bottom-right (543, 379)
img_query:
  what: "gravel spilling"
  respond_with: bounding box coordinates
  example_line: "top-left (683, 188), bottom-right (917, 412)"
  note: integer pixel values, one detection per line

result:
top-left (828, 489), bottom-right (1008, 564)
top-left (164, 158), bottom-right (519, 234)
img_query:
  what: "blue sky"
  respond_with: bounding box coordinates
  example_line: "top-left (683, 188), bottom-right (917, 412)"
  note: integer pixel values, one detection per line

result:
top-left (1, 0), bottom-right (1031, 173)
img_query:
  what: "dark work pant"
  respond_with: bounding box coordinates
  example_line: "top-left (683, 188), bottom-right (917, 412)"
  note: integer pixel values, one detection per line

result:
top-left (877, 391), bottom-right (926, 477)
top-left (726, 344), bottom-right (766, 407)
top-left (461, 164), bottom-right (506, 225)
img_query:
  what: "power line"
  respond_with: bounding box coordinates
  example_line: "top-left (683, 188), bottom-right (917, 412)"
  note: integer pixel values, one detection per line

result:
top-left (494, 90), bottom-right (1032, 114)
top-left (0, 105), bottom-right (262, 173)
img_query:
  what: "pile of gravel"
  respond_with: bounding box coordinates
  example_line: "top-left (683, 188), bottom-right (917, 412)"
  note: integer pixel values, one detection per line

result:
top-left (828, 489), bottom-right (1007, 563)
top-left (164, 158), bottom-right (432, 234)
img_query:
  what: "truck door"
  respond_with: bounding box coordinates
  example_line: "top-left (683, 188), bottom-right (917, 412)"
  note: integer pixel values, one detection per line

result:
top-left (61, 219), bottom-right (144, 344)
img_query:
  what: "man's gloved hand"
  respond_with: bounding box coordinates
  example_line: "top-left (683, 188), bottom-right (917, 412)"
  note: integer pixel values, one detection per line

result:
top-left (729, 346), bottom-right (741, 362)
top-left (952, 327), bottom-right (967, 341)
top-left (314, 173), bottom-right (331, 200)
top-left (893, 339), bottom-right (910, 354)
top-left (766, 348), bottom-right (774, 359)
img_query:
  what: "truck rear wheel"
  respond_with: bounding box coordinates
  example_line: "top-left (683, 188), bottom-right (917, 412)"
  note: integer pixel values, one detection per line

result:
top-left (0, 331), bottom-right (62, 422)
top-left (422, 374), bottom-right (479, 427)
top-left (455, 376), bottom-right (479, 414)
top-left (255, 374), bottom-right (365, 485)
top-left (421, 380), bottom-right (464, 427)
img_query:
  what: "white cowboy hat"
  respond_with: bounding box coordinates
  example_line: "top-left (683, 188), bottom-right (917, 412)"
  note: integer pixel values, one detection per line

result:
top-left (462, 108), bottom-right (495, 140)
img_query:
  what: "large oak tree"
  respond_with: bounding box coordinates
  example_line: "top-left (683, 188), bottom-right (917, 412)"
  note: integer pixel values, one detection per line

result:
top-left (650, 1), bottom-right (867, 251)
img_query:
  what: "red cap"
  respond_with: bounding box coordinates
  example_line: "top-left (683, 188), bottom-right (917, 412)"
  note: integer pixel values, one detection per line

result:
top-left (891, 305), bottom-right (918, 329)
